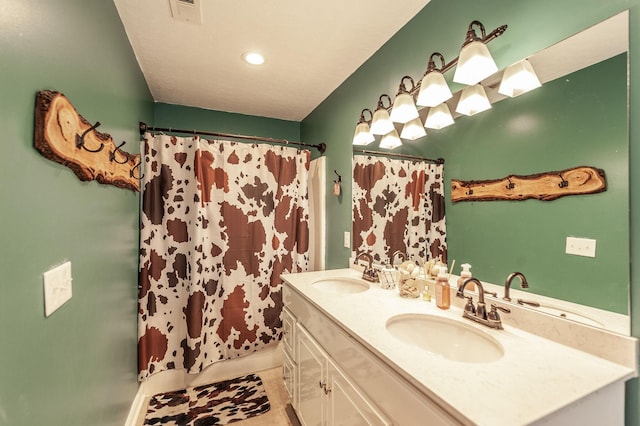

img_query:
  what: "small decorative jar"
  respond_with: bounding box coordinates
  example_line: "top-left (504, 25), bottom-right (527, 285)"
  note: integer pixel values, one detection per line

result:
top-left (379, 265), bottom-right (397, 290)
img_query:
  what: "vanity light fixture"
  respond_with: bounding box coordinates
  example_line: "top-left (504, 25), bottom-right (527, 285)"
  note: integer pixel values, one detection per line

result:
top-left (352, 109), bottom-right (375, 146)
top-left (453, 21), bottom-right (499, 85)
top-left (424, 103), bottom-right (455, 129)
top-left (242, 51), bottom-right (265, 65)
top-left (416, 53), bottom-right (453, 108)
top-left (456, 84), bottom-right (492, 116)
top-left (351, 20), bottom-right (507, 144)
top-left (379, 128), bottom-right (402, 149)
top-left (400, 116), bottom-right (427, 140)
top-left (389, 76), bottom-right (420, 124)
top-left (498, 59), bottom-right (542, 97)
top-left (370, 94), bottom-right (395, 135)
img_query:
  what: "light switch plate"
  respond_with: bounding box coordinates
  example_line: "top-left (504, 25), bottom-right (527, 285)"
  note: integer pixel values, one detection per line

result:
top-left (565, 237), bottom-right (597, 258)
top-left (344, 231), bottom-right (351, 248)
top-left (44, 261), bottom-right (72, 317)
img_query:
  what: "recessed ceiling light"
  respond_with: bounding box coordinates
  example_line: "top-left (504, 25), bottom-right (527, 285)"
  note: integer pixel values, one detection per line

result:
top-left (242, 52), bottom-right (265, 65)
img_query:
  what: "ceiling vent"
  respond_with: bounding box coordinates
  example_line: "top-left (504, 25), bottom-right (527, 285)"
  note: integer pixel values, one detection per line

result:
top-left (169, 0), bottom-right (202, 24)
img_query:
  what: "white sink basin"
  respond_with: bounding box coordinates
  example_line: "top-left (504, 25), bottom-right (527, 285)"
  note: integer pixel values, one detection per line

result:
top-left (312, 277), bottom-right (370, 294)
top-left (386, 314), bottom-right (504, 363)
top-left (536, 304), bottom-right (605, 328)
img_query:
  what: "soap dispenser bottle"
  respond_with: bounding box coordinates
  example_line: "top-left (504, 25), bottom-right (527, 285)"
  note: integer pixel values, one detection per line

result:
top-left (457, 263), bottom-right (474, 291)
top-left (435, 266), bottom-right (451, 310)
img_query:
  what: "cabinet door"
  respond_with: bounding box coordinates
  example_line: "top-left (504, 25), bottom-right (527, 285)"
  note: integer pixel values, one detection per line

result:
top-left (327, 359), bottom-right (391, 426)
top-left (297, 325), bottom-right (327, 426)
top-left (283, 350), bottom-right (297, 409)
top-left (282, 307), bottom-right (296, 360)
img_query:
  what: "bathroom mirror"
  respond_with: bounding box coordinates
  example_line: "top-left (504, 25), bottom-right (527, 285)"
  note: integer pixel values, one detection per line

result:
top-left (351, 11), bottom-right (630, 334)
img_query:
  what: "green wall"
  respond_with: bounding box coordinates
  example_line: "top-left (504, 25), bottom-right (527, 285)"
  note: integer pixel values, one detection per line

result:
top-left (154, 103), bottom-right (300, 141)
top-left (301, 0), bottom-right (640, 423)
top-left (0, 1), bottom-right (153, 425)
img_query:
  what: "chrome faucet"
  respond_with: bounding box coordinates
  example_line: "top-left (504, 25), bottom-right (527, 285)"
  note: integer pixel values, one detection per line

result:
top-left (354, 251), bottom-right (379, 283)
top-left (457, 278), bottom-right (510, 330)
top-left (503, 272), bottom-right (529, 301)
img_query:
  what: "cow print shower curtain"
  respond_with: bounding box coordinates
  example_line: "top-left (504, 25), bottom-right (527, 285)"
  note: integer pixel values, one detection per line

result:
top-left (352, 155), bottom-right (447, 265)
top-left (137, 133), bottom-right (310, 381)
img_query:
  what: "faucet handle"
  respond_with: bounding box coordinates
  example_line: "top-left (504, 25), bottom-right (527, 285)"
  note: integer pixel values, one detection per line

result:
top-left (484, 290), bottom-right (498, 298)
top-left (463, 297), bottom-right (476, 315)
top-left (488, 304), bottom-right (510, 322)
top-left (517, 298), bottom-right (540, 307)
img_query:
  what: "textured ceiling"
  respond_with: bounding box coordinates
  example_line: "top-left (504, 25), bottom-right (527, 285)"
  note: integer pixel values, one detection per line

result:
top-left (113, 0), bottom-right (431, 121)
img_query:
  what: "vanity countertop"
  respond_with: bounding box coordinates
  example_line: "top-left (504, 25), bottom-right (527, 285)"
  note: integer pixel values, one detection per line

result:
top-left (281, 268), bottom-right (635, 426)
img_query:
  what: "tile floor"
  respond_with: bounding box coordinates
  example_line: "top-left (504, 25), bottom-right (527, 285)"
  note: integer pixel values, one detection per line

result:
top-left (138, 366), bottom-right (299, 426)
top-left (231, 367), bottom-right (299, 426)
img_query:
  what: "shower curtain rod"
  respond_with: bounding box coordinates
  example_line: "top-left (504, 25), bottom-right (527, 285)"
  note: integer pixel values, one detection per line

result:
top-left (353, 148), bottom-right (444, 164)
top-left (139, 122), bottom-right (327, 154)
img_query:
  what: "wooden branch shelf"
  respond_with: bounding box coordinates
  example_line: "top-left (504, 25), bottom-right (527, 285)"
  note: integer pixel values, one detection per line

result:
top-left (34, 90), bottom-right (140, 192)
top-left (451, 166), bottom-right (606, 203)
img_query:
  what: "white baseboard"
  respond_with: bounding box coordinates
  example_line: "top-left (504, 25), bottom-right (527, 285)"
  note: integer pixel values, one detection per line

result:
top-left (124, 387), bottom-right (147, 426)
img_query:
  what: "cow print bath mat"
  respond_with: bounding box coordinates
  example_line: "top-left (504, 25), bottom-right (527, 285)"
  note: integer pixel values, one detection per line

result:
top-left (143, 373), bottom-right (270, 425)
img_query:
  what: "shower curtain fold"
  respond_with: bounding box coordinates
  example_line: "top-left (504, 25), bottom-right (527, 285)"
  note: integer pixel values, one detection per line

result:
top-left (138, 133), bottom-right (310, 381)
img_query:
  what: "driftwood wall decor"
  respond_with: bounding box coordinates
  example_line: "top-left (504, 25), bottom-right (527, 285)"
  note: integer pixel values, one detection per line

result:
top-left (34, 90), bottom-right (140, 192)
top-left (451, 166), bottom-right (606, 202)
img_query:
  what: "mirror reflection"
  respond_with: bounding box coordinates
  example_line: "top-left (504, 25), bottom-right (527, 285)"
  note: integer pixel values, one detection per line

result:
top-left (351, 12), bottom-right (629, 334)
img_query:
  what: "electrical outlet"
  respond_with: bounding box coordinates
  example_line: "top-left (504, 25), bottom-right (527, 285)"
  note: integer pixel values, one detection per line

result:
top-left (344, 231), bottom-right (351, 248)
top-left (43, 261), bottom-right (73, 316)
top-left (565, 237), bottom-right (596, 258)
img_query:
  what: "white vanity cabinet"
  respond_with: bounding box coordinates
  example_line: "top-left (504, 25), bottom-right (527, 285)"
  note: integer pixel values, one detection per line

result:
top-left (284, 283), bottom-right (460, 426)
top-left (296, 323), bottom-right (391, 426)
top-left (281, 269), bottom-right (636, 426)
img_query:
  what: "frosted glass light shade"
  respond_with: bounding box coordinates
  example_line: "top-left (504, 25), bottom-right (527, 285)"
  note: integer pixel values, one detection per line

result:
top-left (400, 117), bottom-right (427, 140)
top-left (352, 122), bottom-right (375, 146)
top-left (456, 84), bottom-right (492, 116)
top-left (425, 103), bottom-right (455, 129)
top-left (389, 93), bottom-right (419, 124)
top-left (453, 41), bottom-right (498, 85)
top-left (370, 108), bottom-right (395, 135)
top-left (498, 59), bottom-right (542, 97)
top-left (379, 129), bottom-right (402, 149)
top-left (417, 72), bottom-right (453, 107)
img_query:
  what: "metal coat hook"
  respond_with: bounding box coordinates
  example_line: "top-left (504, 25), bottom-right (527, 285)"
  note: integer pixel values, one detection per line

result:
top-left (558, 174), bottom-right (569, 188)
top-left (334, 170), bottom-right (342, 183)
top-left (506, 177), bottom-right (515, 190)
top-left (110, 141), bottom-right (129, 164)
top-left (130, 158), bottom-right (144, 180)
top-left (75, 121), bottom-right (105, 153)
